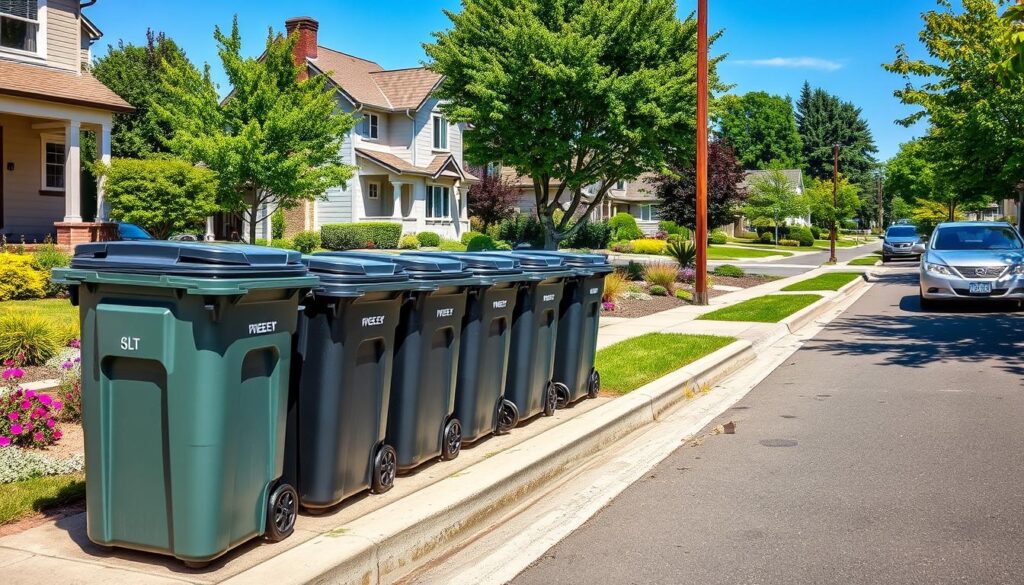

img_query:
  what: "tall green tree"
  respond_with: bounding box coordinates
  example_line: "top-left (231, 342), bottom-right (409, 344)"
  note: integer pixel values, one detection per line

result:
top-left (1000, 1), bottom-right (1024, 77)
top-left (884, 138), bottom-right (972, 220)
top-left (426, 0), bottom-right (720, 249)
top-left (154, 18), bottom-right (355, 242)
top-left (743, 169), bottom-right (810, 239)
top-left (715, 92), bottom-right (802, 169)
top-left (806, 175), bottom-right (861, 233)
top-left (795, 82), bottom-right (878, 186)
top-left (91, 30), bottom-right (197, 158)
top-left (885, 0), bottom-right (1024, 220)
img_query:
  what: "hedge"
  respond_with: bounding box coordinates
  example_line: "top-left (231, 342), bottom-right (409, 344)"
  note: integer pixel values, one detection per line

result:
top-left (321, 222), bottom-right (402, 250)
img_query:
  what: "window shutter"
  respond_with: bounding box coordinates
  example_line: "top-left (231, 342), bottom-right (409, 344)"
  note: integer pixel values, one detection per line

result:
top-left (0, 0), bottom-right (38, 20)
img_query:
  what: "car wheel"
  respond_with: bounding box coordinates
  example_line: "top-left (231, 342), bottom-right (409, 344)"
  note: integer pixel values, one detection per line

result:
top-left (882, 255), bottom-right (890, 263)
top-left (919, 292), bottom-right (940, 311)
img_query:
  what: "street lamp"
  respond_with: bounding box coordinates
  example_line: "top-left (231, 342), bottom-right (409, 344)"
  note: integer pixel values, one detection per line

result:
top-left (695, 0), bottom-right (709, 305)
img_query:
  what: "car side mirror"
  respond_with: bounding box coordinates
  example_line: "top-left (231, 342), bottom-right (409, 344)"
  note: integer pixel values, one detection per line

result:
top-left (911, 243), bottom-right (927, 254)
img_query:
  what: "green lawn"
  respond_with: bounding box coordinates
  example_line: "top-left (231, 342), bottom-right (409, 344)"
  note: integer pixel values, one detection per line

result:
top-left (596, 333), bottom-right (735, 394)
top-left (698, 294), bottom-right (822, 323)
top-left (848, 256), bottom-right (881, 266)
top-left (782, 272), bottom-right (862, 292)
top-left (0, 298), bottom-right (80, 342)
top-left (814, 239), bottom-right (860, 248)
top-left (707, 245), bottom-right (792, 260)
top-left (0, 474), bottom-right (85, 525)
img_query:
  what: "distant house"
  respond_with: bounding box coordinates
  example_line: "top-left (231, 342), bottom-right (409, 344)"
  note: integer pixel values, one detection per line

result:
top-left (242, 17), bottom-right (477, 241)
top-left (735, 169), bottom-right (811, 233)
top-left (0, 0), bottom-right (132, 245)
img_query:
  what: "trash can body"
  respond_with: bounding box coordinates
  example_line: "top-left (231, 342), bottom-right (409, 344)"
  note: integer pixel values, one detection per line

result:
top-left (54, 242), bottom-right (316, 565)
top-left (315, 253), bottom-right (473, 472)
top-left (287, 255), bottom-right (415, 510)
top-left (529, 252), bottom-right (614, 404)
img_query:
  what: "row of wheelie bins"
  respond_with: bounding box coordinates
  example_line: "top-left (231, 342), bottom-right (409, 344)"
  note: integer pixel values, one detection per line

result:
top-left (52, 242), bottom-right (612, 567)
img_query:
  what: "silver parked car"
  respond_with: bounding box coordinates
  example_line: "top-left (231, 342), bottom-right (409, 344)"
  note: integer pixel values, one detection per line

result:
top-left (917, 221), bottom-right (1024, 309)
top-left (882, 224), bottom-right (924, 262)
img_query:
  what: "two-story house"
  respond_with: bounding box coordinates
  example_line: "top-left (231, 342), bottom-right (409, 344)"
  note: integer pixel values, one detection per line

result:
top-left (259, 17), bottom-right (475, 241)
top-left (0, 0), bottom-right (130, 245)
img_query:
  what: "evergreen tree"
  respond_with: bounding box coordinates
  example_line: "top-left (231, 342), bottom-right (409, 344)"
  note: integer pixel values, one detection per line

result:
top-left (795, 82), bottom-right (877, 187)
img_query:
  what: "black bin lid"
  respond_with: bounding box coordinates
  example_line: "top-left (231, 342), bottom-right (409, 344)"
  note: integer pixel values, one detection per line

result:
top-left (70, 241), bottom-right (309, 278)
top-left (303, 255), bottom-right (410, 285)
top-left (402, 251), bottom-right (522, 276)
top-left (315, 252), bottom-right (472, 281)
top-left (525, 251), bottom-right (613, 271)
top-left (476, 251), bottom-right (567, 272)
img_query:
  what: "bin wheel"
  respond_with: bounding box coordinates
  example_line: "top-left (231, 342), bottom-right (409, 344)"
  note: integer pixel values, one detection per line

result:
top-left (371, 444), bottom-right (397, 494)
top-left (553, 382), bottom-right (571, 409)
top-left (543, 382), bottom-right (558, 417)
top-left (184, 560), bottom-right (211, 570)
top-left (496, 399), bottom-right (519, 434)
top-left (441, 418), bottom-right (462, 461)
top-left (264, 482), bottom-right (298, 542)
top-left (587, 369), bottom-right (601, 399)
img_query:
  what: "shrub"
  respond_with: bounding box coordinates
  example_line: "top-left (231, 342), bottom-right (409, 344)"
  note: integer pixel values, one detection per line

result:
top-left (292, 231), bottom-right (321, 254)
top-left (496, 213), bottom-right (545, 248)
top-left (658, 220), bottom-right (682, 235)
top-left (0, 445), bottom-right (83, 484)
top-left (271, 210), bottom-right (286, 240)
top-left (438, 239), bottom-right (468, 252)
top-left (399, 235), bottom-right (421, 250)
top-left (0, 254), bottom-right (46, 302)
top-left (713, 264), bottom-right (745, 278)
top-left (630, 239), bottom-right (667, 255)
top-left (736, 230), bottom-right (759, 240)
top-left (254, 238), bottom-right (269, 246)
top-left (602, 272), bottom-right (626, 301)
top-left (460, 230), bottom-right (485, 245)
top-left (779, 239), bottom-right (800, 247)
top-left (0, 387), bottom-right (62, 448)
top-left (31, 243), bottom-right (71, 298)
top-left (677, 267), bottom-right (697, 284)
top-left (666, 240), bottom-right (696, 268)
top-left (270, 238), bottom-right (295, 250)
top-left (810, 225), bottom-right (822, 240)
top-left (466, 234), bottom-right (498, 251)
top-left (649, 285), bottom-right (668, 296)
top-left (675, 289), bottom-right (693, 301)
top-left (622, 290), bottom-right (652, 301)
top-left (653, 230), bottom-right (670, 240)
top-left (709, 231), bottom-right (728, 245)
top-left (494, 240), bottom-right (513, 250)
top-left (0, 313), bottom-right (62, 366)
top-left (56, 357), bottom-right (81, 423)
top-left (608, 213), bottom-right (643, 241)
top-left (644, 263), bottom-right (677, 291)
top-left (610, 240), bottom-right (633, 253)
top-left (417, 231), bottom-right (441, 247)
top-left (625, 261), bottom-right (645, 281)
top-left (561, 220), bottom-right (613, 249)
top-left (788, 226), bottom-right (814, 247)
top-left (759, 232), bottom-right (775, 244)
top-left (321, 222), bottom-right (402, 250)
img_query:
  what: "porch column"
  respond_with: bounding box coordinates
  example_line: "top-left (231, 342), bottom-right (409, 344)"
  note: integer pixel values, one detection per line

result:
top-left (95, 122), bottom-right (112, 221)
top-left (391, 180), bottom-right (405, 219)
top-left (63, 120), bottom-right (82, 222)
top-left (205, 216), bottom-right (215, 241)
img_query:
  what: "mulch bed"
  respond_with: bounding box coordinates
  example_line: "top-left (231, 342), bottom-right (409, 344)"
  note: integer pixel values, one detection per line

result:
top-left (17, 365), bottom-right (60, 385)
top-left (603, 293), bottom-right (687, 318)
top-left (713, 274), bottom-right (781, 289)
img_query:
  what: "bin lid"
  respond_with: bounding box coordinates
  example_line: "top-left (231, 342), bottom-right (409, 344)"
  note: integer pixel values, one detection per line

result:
top-left (402, 252), bottom-right (522, 277)
top-left (303, 255), bottom-right (411, 285)
top-left (69, 241), bottom-right (309, 278)
top-left (521, 251), bottom-right (614, 273)
top-left (315, 252), bottom-right (473, 281)
top-left (475, 251), bottom-right (568, 273)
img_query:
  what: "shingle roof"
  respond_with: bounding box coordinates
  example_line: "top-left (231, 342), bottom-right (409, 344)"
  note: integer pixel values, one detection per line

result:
top-left (613, 172), bottom-right (660, 202)
top-left (311, 47), bottom-right (441, 111)
top-left (355, 148), bottom-right (476, 181)
top-left (740, 169), bottom-right (803, 191)
top-left (0, 59), bottom-right (132, 113)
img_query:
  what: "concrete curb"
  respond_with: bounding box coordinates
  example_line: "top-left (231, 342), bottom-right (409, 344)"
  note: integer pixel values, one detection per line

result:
top-left (224, 341), bottom-right (755, 585)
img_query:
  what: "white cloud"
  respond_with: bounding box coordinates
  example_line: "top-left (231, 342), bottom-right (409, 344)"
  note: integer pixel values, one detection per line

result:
top-left (733, 57), bottom-right (843, 72)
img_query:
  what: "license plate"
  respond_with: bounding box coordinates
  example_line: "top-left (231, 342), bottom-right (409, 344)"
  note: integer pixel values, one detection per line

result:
top-left (969, 282), bottom-right (992, 294)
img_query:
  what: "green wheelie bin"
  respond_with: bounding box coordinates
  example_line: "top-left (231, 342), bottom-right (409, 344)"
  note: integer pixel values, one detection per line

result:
top-left (477, 252), bottom-right (574, 425)
top-left (285, 254), bottom-right (421, 513)
top-left (528, 252), bottom-right (614, 406)
top-left (52, 241), bottom-right (317, 567)
top-left (315, 252), bottom-right (475, 472)
top-left (403, 251), bottom-right (523, 443)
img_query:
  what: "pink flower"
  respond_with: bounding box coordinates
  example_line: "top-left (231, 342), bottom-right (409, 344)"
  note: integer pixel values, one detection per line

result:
top-left (52, 400), bottom-right (62, 411)
top-left (15, 353), bottom-right (24, 362)
top-left (46, 418), bottom-right (55, 428)
top-left (53, 430), bottom-right (62, 440)
top-left (2, 359), bottom-right (13, 367)
top-left (20, 400), bottom-right (31, 411)
top-left (69, 339), bottom-right (80, 349)
top-left (24, 390), bottom-right (35, 399)
top-left (33, 432), bottom-right (43, 442)
top-left (2, 368), bottom-right (23, 380)
top-left (10, 423), bottom-right (23, 434)
top-left (39, 395), bottom-right (52, 406)
top-left (6, 412), bottom-right (18, 422)
top-left (74, 357), bottom-right (81, 363)
top-left (0, 436), bottom-right (9, 447)
top-left (61, 361), bottom-right (73, 370)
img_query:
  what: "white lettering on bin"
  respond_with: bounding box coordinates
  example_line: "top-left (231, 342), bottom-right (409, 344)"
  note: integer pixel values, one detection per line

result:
top-left (542, 294), bottom-right (555, 302)
top-left (492, 300), bottom-right (508, 309)
top-left (589, 287), bottom-right (599, 295)
top-left (120, 337), bottom-right (140, 351)
top-left (248, 321), bottom-right (278, 335)
top-left (362, 316), bottom-right (385, 327)
top-left (437, 308), bottom-right (455, 318)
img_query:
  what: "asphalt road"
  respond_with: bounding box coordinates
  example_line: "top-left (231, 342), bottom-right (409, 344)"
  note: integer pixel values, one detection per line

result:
top-left (512, 267), bottom-right (1024, 585)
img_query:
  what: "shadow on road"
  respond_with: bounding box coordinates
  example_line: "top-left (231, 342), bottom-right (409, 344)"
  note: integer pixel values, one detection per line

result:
top-left (805, 270), bottom-right (1024, 377)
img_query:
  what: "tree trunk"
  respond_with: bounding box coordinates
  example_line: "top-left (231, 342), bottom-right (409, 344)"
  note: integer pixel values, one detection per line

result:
top-left (249, 199), bottom-right (259, 244)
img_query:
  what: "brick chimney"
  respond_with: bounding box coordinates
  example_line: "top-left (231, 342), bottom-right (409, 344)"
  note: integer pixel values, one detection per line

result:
top-left (285, 16), bottom-right (318, 79)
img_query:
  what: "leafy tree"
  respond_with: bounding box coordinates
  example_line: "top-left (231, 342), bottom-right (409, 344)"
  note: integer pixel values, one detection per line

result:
top-left (795, 82), bottom-right (878, 186)
top-left (890, 196), bottom-right (914, 223)
top-left (913, 198), bottom-right (965, 235)
top-left (885, 0), bottom-right (1024, 217)
top-left (91, 30), bottom-right (197, 158)
top-left (715, 92), bottom-right (802, 169)
top-left (742, 169), bottom-right (809, 235)
top-left (467, 172), bottom-right (518, 229)
top-left (806, 176), bottom-right (861, 236)
top-left (99, 157), bottom-right (219, 239)
top-left (884, 138), bottom-right (972, 221)
top-left (650, 141), bottom-right (748, 231)
top-left (154, 18), bottom-right (355, 242)
top-left (426, 0), bottom-right (720, 249)
top-left (1000, 2), bottom-right (1024, 77)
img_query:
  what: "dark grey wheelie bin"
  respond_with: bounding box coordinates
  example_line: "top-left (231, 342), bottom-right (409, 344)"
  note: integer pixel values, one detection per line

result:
top-left (286, 254), bottom-right (421, 513)
top-left (52, 241), bottom-right (317, 567)
top-left (315, 252), bottom-right (475, 472)
top-left (403, 251), bottom-right (523, 443)
top-left (478, 251), bottom-right (574, 425)
top-left (529, 252), bottom-right (614, 406)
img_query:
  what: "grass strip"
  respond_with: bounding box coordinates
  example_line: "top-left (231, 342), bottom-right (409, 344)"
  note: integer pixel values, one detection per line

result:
top-left (781, 272), bottom-right (862, 292)
top-left (698, 294), bottom-right (822, 323)
top-left (0, 474), bottom-right (85, 525)
top-left (596, 333), bottom-right (735, 394)
top-left (847, 256), bottom-right (880, 266)
top-left (707, 245), bottom-right (792, 260)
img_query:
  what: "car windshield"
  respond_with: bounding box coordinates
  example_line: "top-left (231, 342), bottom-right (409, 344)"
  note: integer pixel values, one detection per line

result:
top-left (118, 223), bottom-right (154, 240)
top-left (931, 225), bottom-right (1023, 251)
top-left (886, 227), bottom-right (917, 238)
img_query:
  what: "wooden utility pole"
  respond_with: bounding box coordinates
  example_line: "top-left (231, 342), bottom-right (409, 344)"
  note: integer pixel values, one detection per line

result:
top-left (830, 143), bottom-right (839, 264)
top-left (695, 0), bottom-right (709, 305)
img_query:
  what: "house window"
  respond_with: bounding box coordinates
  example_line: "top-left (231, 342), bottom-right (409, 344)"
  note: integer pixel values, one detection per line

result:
top-left (0, 0), bottom-right (38, 53)
top-left (427, 185), bottom-right (450, 218)
top-left (638, 204), bottom-right (656, 222)
top-left (367, 182), bottom-right (380, 199)
top-left (41, 138), bottom-right (65, 191)
top-left (432, 114), bottom-right (448, 150)
top-left (615, 180), bottom-right (625, 190)
top-left (485, 162), bottom-right (499, 179)
top-left (362, 113), bottom-right (379, 139)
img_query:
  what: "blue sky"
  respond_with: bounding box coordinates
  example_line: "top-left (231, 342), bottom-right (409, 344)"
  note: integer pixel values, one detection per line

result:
top-left (86, 0), bottom-right (937, 161)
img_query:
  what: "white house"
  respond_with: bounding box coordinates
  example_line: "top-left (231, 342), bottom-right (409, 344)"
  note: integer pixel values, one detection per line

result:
top-left (0, 0), bottom-right (130, 246)
top-left (244, 17), bottom-right (476, 242)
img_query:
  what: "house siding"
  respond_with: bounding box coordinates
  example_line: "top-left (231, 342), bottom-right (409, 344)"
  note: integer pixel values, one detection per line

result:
top-left (0, 114), bottom-right (66, 239)
top-left (414, 97), bottom-right (459, 168)
top-left (45, 0), bottom-right (82, 72)
top-left (384, 112), bottom-right (414, 163)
